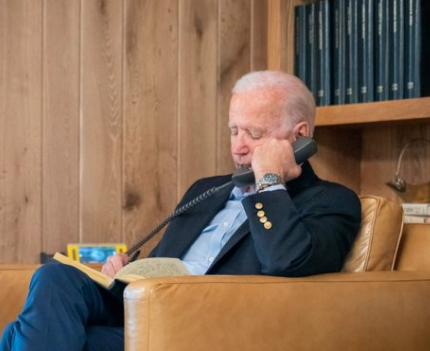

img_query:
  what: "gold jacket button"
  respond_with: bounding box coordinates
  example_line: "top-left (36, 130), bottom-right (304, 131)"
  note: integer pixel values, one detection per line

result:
top-left (264, 221), bottom-right (273, 230)
top-left (257, 210), bottom-right (265, 217)
top-left (260, 216), bottom-right (268, 223)
top-left (255, 203), bottom-right (263, 209)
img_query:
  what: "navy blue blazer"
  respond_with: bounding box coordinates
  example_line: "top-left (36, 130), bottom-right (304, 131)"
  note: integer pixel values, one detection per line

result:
top-left (150, 162), bottom-right (361, 277)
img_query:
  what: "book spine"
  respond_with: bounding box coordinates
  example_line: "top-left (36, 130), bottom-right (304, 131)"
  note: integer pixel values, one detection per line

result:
top-left (389, 0), bottom-right (405, 100)
top-left (374, 0), bottom-right (389, 101)
top-left (305, 3), bottom-right (317, 101)
top-left (332, 0), bottom-right (346, 105)
top-left (420, 0), bottom-right (430, 97)
top-left (403, 215), bottom-right (430, 224)
top-left (404, 0), bottom-right (420, 98)
top-left (358, 0), bottom-right (374, 102)
top-left (345, 0), bottom-right (358, 103)
top-left (402, 203), bottom-right (430, 215)
top-left (317, 0), bottom-right (331, 106)
top-left (294, 5), bottom-right (307, 84)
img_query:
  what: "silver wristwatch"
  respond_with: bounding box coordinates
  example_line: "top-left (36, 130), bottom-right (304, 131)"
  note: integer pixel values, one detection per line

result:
top-left (255, 173), bottom-right (283, 192)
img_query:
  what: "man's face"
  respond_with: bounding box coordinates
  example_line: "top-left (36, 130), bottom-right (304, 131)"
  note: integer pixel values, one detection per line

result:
top-left (228, 90), bottom-right (292, 169)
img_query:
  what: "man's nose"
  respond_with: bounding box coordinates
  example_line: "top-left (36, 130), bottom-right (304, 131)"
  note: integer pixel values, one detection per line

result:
top-left (231, 135), bottom-right (249, 155)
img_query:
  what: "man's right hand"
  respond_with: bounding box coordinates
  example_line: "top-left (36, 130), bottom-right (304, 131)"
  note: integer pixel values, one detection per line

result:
top-left (102, 253), bottom-right (129, 278)
top-left (252, 139), bottom-right (302, 184)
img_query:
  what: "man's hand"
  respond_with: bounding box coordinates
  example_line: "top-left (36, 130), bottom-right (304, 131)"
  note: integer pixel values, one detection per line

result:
top-left (102, 253), bottom-right (129, 278)
top-left (252, 139), bottom-right (302, 183)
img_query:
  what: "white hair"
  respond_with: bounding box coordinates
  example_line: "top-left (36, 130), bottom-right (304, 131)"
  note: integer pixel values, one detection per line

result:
top-left (232, 71), bottom-right (316, 135)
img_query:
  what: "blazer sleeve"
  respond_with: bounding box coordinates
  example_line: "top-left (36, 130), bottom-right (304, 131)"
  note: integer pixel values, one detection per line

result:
top-left (242, 182), bottom-right (361, 277)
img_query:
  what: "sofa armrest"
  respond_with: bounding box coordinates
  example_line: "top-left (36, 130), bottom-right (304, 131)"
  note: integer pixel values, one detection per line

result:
top-left (0, 265), bottom-right (38, 332)
top-left (124, 272), bottom-right (430, 351)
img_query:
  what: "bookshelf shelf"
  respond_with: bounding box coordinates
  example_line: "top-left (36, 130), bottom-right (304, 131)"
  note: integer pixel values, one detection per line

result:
top-left (316, 97), bottom-right (430, 127)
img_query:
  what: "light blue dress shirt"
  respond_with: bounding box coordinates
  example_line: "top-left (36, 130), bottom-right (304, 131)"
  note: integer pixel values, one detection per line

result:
top-left (182, 184), bottom-right (286, 275)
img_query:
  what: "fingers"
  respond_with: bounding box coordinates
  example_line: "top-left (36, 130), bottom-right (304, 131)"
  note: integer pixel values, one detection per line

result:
top-left (252, 139), bottom-right (301, 182)
top-left (121, 253), bottom-right (130, 266)
top-left (101, 253), bottom-right (129, 278)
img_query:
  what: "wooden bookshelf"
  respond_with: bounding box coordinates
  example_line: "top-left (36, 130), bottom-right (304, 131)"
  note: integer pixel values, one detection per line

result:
top-left (316, 97), bottom-right (430, 126)
top-left (267, 0), bottom-right (430, 203)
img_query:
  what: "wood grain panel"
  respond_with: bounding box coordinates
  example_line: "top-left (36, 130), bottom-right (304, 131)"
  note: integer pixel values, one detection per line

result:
top-left (216, 0), bottom-right (252, 176)
top-left (316, 97), bottom-right (430, 126)
top-left (42, 0), bottom-right (80, 255)
top-left (267, 0), bottom-right (285, 71)
top-left (178, 0), bottom-right (218, 192)
top-left (394, 127), bottom-right (430, 187)
top-left (80, 0), bottom-right (123, 243)
top-left (251, 0), bottom-right (268, 71)
top-left (312, 128), bottom-right (361, 194)
top-left (123, 0), bottom-right (179, 257)
top-left (0, 0), bottom-right (43, 263)
top-left (361, 125), bottom-right (430, 202)
top-left (360, 126), bottom-right (396, 199)
top-left (267, 0), bottom-right (317, 73)
top-left (267, 0), bottom-right (294, 72)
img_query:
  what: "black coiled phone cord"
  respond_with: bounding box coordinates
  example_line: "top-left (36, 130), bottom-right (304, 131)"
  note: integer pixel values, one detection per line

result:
top-left (126, 180), bottom-right (233, 260)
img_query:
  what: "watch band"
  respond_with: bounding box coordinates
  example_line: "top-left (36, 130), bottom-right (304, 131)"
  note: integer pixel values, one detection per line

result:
top-left (255, 173), bottom-right (283, 192)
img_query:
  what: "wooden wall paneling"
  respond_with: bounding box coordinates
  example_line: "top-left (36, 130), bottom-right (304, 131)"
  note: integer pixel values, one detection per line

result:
top-left (123, 0), bottom-right (179, 257)
top-left (360, 126), bottom-right (396, 199)
top-left (361, 124), bottom-right (430, 202)
top-left (312, 127), bottom-right (361, 194)
top-left (267, 0), bottom-right (285, 71)
top-left (391, 125), bottom-right (430, 188)
top-left (267, 0), bottom-right (317, 73)
top-left (0, 0), bottom-right (43, 263)
top-left (42, 0), bottom-right (80, 255)
top-left (80, 0), bottom-right (123, 243)
top-left (267, 0), bottom-right (294, 72)
top-left (251, 0), bottom-right (268, 71)
top-left (216, 0), bottom-right (252, 176)
top-left (178, 0), bottom-right (218, 192)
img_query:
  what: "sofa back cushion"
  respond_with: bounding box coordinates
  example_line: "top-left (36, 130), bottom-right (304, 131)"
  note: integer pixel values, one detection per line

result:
top-left (342, 196), bottom-right (404, 272)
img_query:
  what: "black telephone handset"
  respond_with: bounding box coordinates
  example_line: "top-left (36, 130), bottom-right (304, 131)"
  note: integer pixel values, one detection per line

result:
top-left (231, 136), bottom-right (318, 187)
top-left (126, 137), bottom-right (317, 260)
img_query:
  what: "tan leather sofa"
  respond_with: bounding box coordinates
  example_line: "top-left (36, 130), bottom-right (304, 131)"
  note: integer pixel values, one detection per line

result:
top-left (2, 196), bottom-right (430, 351)
top-left (123, 196), bottom-right (430, 351)
top-left (0, 265), bottom-right (37, 333)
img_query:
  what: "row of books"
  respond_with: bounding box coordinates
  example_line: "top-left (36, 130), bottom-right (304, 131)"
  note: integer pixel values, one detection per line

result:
top-left (294, 0), bottom-right (430, 107)
top-left (402, 203), bottom-right (430, 224)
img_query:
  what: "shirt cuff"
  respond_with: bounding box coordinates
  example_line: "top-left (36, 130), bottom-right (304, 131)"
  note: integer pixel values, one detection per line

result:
top-left (258, 184), bottom-right (287, 192)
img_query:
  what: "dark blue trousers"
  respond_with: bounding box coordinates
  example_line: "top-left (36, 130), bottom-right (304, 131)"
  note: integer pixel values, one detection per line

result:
top-left (0, 263), bottom-right (124, 351)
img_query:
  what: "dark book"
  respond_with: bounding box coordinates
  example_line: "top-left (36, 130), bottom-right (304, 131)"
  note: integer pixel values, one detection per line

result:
top-left (357, 0), bottom-right (374, 102)
top-left (404, 0), bottom-right (430, 98)
top-left (294, 4), bottom-right (307, 84)
top-left (316, 0), bottom-right (332, 106)
top-left (345, 0), bottom-right (359, 103)
top-left (421, 1), bottom-right (430, 96)
top-left (332, 0), bottom-right (346, 105)
top-left (374, 0), bottom-right (390, 101)
top-left (305, 2), bottom-right (317, 101)
top-left (389, 0), bottom-right (405, 100)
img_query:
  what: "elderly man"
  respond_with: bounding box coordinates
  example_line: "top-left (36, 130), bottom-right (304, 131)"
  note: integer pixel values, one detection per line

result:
top-left (1, 71), bottom-right (361, 351)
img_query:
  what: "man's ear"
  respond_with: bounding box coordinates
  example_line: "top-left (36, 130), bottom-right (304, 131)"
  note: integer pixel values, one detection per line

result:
top-left (293, 121), bottom-right (310, 138)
